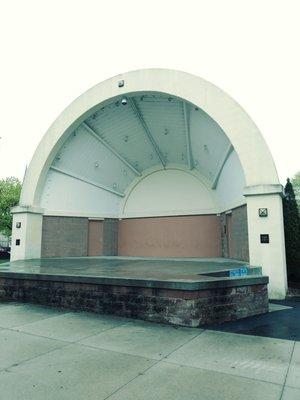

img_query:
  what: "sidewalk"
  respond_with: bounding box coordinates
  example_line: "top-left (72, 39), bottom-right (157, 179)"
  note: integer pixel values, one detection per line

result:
top-left (0, 301), bottom-right (299, 400)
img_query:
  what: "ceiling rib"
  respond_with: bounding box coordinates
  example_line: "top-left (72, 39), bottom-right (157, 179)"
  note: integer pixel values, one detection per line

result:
top-left (50, 166), bottom-right (125, 197)
top-left (183, 102), bottom-right (193, 170)
top-left (128, 97), bottom-right (166, 167)
top-left (82, 122), bottom-right (141, 177)
top-left (211, 144), bottom-right (234, 189)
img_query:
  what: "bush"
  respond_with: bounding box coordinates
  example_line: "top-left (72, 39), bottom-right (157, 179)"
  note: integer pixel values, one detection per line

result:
top-left (283, 178), bottom-right (300, 281)
top-left (0, 177), bottom-right (22, 238)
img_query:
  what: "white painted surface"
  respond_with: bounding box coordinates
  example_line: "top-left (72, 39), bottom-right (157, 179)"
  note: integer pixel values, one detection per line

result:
top-left (122, 169), bottom-right (217, 217)
top-left (246, 193), bottom-right (287, 299)
top-left (10, 211), bottom-right (43, 261)
top-left (40, 169), bottom-right (120, 217)
top-left (216, 150), bottom-right (246, 212)
top-left (19, 69), bottom-right (280, 207)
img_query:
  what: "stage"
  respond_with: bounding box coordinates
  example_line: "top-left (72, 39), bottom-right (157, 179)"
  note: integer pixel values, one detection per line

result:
top-left (0, 257), bottom-right (269, 327)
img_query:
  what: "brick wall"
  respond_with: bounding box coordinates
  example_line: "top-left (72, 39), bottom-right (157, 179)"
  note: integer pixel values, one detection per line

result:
top-left (41, 216), bottom-right (88, 257)
top-left (102, 219), bottom-right (118, 256)
top-left (220, 205), bottom-right (249, 261)
top-left (41, 211), bottom-right (249, 260)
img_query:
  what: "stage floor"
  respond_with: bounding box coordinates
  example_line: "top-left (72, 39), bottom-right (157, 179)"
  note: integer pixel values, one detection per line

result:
top-left (0, 257), bottom-right (269, 327)
top-left (0, 256), bottom-right (263, 290)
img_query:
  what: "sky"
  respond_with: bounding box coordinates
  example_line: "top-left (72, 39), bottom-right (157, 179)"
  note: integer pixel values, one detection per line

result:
top-left (0, 0), bottom-right (299, 184)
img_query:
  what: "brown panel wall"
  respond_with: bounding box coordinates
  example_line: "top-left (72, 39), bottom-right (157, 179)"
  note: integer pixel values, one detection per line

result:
top-left (118, 215), bottom-right (221, 258)
top-left (42, 216), bottom-right (88, 258)
top-left (220, 205), bottom-right (249, 261)
top-left (102, 219), bottom-right (118, 256)
top-left (88, 220), bottom-right (103, 256)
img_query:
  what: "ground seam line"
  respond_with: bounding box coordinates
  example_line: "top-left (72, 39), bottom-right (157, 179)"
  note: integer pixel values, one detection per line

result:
top-left (279, 341), bottom-right (296, 400)
top-left (79, 326), bottom-right (205, 362)
top-left (162, 359), bottom-right (283, 387)
top-left (102, 359), bottom-right (162, 400)
top-left (0, 341), bottom-right (72, 375)
top-left (3, 325), bottom-right (160, 363)
top-left (71, 320), bottom-right (134, 344)
top-left (102, 328), bottom-right (206, 400)
top-left (8, 311), bottom-right (72, 329)
top-left (7, 318), bottom-right (131, 344)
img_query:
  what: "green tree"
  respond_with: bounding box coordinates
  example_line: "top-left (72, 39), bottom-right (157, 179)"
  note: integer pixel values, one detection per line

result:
top-left (0, 177), bottom-right (22, 238)
top-left (283, 178), bottom-right (300, 280)
top-left (291, 171), bottom-right (300, 210)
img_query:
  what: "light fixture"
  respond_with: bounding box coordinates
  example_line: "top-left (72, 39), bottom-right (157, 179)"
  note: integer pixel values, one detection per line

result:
top-left (118, 80), bottom-right (124, 88)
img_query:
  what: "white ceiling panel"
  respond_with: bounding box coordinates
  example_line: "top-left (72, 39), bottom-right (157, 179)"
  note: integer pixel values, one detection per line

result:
top-left (135, 94), bottom-right (187, 165)
top-left (45, 91), bottom-right (241, 215)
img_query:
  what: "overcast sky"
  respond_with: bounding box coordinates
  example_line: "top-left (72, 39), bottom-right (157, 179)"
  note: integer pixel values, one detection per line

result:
top-left (0, 0), bottom-right (299, 184)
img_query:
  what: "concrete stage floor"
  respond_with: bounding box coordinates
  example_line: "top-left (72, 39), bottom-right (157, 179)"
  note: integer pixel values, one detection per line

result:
top-left (0, 257), bottom-right (268, 327)
top-left (0, 256), bottom-right (260, 288)
top-left (0, 301), bottom-right (298, 400)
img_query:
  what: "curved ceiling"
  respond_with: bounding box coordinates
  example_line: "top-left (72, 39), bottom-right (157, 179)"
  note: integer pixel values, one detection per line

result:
top-left (46, 92), bottom-right (233, 201)
top-left (21, 69), bottom-right (280, 209)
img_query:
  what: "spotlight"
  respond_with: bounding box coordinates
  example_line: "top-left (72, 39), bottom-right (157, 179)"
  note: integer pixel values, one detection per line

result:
top-left (121, 98), bottom-right (128, 105)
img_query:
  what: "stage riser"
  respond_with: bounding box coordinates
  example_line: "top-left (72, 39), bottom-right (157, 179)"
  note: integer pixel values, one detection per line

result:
top-left (0, 278), bottom-right (268, 327)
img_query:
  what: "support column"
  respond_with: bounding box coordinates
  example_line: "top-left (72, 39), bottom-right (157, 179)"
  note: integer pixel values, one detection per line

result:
top-left (244, 185), bottom-right (287, 299)
top-left (10, 206), bottom-right (44, 261)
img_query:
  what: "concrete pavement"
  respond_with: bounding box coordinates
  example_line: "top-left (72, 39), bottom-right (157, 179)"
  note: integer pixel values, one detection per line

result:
top-left (0, 302), bottom-right (299, 399)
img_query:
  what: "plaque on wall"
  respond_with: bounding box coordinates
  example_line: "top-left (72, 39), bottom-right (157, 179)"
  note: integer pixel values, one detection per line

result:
top-left (258, 208), bottom-right (268, 217)
top-left (260, 234), bottom-right (269, 243)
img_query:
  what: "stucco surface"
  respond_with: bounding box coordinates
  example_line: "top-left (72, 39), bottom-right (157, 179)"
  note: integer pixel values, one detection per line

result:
top-left (118, 215), bottom-right (222, 258)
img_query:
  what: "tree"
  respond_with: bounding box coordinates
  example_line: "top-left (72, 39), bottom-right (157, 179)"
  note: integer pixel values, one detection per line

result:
top-left (0, 177), bottom-right (22, 238)
top-left (283, 178), bottom-right (300, 280)
top-left (291, 171), bottom-right (300, 210)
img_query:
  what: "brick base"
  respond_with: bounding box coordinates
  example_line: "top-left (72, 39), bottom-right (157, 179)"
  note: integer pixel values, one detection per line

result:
top-left (0, 277), bottom-right (268, 327)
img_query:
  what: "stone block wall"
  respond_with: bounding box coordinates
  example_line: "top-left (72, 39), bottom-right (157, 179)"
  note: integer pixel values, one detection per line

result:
top-left (0, 277), bottom-right (268, 327)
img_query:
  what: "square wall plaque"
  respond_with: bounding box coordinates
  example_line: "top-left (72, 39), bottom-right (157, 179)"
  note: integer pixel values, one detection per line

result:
top-left (259, 208), bottom-right (268, 217)
top-left (260, 234), bottom-right (269, 243)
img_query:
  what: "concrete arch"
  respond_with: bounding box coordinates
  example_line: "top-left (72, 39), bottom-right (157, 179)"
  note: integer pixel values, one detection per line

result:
top-left (20, 68), bottom-right (280, 207)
